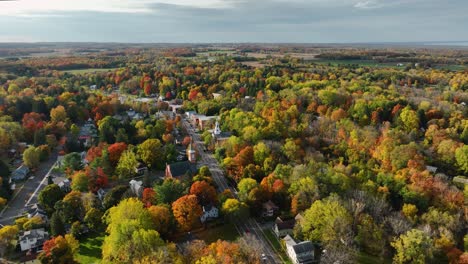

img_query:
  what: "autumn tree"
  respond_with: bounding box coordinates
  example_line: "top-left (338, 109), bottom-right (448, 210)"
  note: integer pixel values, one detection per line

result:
top-left (116, 149), bottom-right (138, 179)
top-left (189, 181), bottom-right (217, 205)
top-left (38, 234), bottom-right (79, 264)
top-left (455, 145), bottom-right (468, 173)
top-left (38, 184), bottom-right (64, 214)
top-left (107, 142), bottom-right (127, 167)
top-left (50, 105), bottom-right (67, 123)
top-left (391, 229), bottom-right (434, 264)
top-left (142, 188), bottom-right (156, 207)
top-left (23, 145), bottom-right (40, 169)
top-left (222, 198), bottom-right (249, 219)
top-left (172, 194), bottom-right (202, 231)
top-left (301, 196), bottom-right (352, 243)
top-left (137, 138), bottom-right (163, 169)
top-left (0, 225), bottom-right (19, 257)
top-left (148, 205), bottom-right (172, 236)
top-left (71, 171), bottom-right (89, 192)
top-left (102, 198), bottom-right (165, 263)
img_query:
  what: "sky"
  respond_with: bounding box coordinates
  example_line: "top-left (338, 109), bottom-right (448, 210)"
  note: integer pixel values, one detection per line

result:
top-left (0, 0), bottom-right (466, 43)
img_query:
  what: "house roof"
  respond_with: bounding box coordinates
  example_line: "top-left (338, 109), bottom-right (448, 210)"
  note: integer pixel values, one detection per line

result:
top-left (203, 205), bottom-right (217, 212)
top-left (276, 218), bottom-right (296, 230)
top-left (167, 161), bottom-right (197, 178)
top-left (263, 200), bottom-right (279, 210)
top-left (19, 228), bottom-right (48, 241)
top-left (283, 235), bottom-right (296, 246)
top-left (293, 241), bottom-right (314, 255)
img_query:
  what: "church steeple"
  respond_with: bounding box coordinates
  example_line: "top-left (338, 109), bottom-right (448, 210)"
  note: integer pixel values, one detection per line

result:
top-left (187, 137), bottom-right (196, 163)
top-left (213, 120), bottom-right (221, 136)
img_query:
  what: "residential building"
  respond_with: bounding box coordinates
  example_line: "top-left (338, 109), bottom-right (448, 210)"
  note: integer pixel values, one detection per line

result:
top-left (79, 119), bottom-right (98, 148)
top-left (130, 179), bottom-right (143, 198)
top-left (273, 217), bottom-right (296, 237)
top-left (26, 204), bottom-right (48, 224)
top-left (165, 161), bottom-right (197, 180)
top-left (262, 200), bottom-right (279, 217)
top-left (211, 120), bottom-right (231, 145)
top-left (97, 188), bottom-right (107, 201)
top-left (186, 139), bottom-right (197, 163)
top-left (200, 205), bottom-right (219, 223)
top-left (283, 235), bottom-right (315, 264)
top-left (52, 177), bottom-right (71, 192)
top-left (18, 228), bottom-right (49, 252)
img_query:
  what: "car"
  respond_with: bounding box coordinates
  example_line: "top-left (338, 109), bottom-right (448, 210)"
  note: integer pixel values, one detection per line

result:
top-left (261, 253), bottom-right (267, 261)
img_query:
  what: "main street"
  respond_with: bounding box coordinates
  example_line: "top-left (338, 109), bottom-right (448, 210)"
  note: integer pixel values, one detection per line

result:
top-left (182, 118), bottom-right (282, 264)
top-left (0, 152), bottom-right (58, 225)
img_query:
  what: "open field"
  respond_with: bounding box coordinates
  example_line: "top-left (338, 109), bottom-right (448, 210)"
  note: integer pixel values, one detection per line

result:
top-left (61, 68), bottom-right (120, 74)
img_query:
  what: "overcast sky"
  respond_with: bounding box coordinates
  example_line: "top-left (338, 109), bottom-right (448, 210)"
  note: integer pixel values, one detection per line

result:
top-left (0, 0), bottom-right (466, 43)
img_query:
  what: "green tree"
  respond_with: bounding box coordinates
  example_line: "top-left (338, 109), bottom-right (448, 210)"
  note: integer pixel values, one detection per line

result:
top-left (102, 185), bottom-right (129, 209)
top-left (301, 196), bottom-right (352, 243)
top-left (84, 208), bottom-right (103, 230)
top-left (102, 198), bottom-right (161, 263)
top-left (391, 229), bottom-right (434, 264)
top-left (23, 146), bottom-right (40, 169)
top-left (455, 145), bottom-right (468, 173)
top-left (50, 213), bottom-right (66, 237)
top-left (400, 106), bottom-right (420, 132)
top-left (38, 184), bottom-right (64, 214)
top-left (222, 198), bottom-right (249, 219)
top-left (115, 149), bottom-right (138, 179)
top-left (237, 178), bottom-right (258, 201)
top-left (62, 152), bottom-right (83, 172)
top-left (137, 138), bottom-right (163, 169)
top-left (154, 178), bottom-right (185, 205)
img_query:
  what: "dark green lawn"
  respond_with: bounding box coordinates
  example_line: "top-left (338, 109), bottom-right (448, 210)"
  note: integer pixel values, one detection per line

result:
top-left (76, 232), bottom-right (105, 264)
top-left (194, 223), bottom-right (239, 243)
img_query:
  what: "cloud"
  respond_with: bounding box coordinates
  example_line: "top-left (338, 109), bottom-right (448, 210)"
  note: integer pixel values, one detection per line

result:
top-left (354, 0), bottom-right (382, 9)
top-left (0, 0), bottom-right (466, 43)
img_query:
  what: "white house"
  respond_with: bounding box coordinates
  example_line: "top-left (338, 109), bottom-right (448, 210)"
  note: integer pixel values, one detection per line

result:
top-left (129, 180), bottom-right (143, 198)
top-left (284, 235), bottom-right (315, 264)
top-left (273, 217), bottom-right (295, 238)
top-left (53, 177), bottom-right (71, 193)
top-left (18, 228), bottom-right (49, 252)
top-left (200, 205), bottom-right (219, 223)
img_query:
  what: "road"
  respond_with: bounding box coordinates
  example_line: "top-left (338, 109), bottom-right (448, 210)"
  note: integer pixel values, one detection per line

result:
top-left (183, 119), bottom-right (282, 264)
top-left (0, 152), bottom-right (58, 225)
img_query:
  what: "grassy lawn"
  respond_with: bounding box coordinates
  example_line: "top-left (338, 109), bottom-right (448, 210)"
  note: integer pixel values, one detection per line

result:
top-left (263, 229), bottom-right (292, 264)
top-left (61, 68), bottom-right (120, 74)
top-left (194, 223), bottom-right (239, 244)
top-left (76, 232), bottom-right (105, 264)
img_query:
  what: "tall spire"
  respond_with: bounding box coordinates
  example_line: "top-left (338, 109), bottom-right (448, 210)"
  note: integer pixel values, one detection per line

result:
top-left (213, 120), bottom-right (221, 136)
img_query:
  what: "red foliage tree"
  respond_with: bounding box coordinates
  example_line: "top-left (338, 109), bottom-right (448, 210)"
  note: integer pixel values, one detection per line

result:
top-left (22, 112), bottom-right (44, 139)
top-left (142, 188), bottom-right (156, 207)
top-left (86, 144), bottom-right (106, 164)
top-left (189, 181), bottom-right (217, 206)
top-left (107, 142), bottom-right (127, 166)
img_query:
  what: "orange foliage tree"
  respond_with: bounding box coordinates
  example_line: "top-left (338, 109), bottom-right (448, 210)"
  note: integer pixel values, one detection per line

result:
top-left (172, 194), bottom-right (202, 232)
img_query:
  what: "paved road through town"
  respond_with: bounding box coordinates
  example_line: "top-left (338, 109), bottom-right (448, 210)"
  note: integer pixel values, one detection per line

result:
top-left (182, 118), bottom-right (283, 264)
top-left (0, 152), bottom-right (58, 225)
